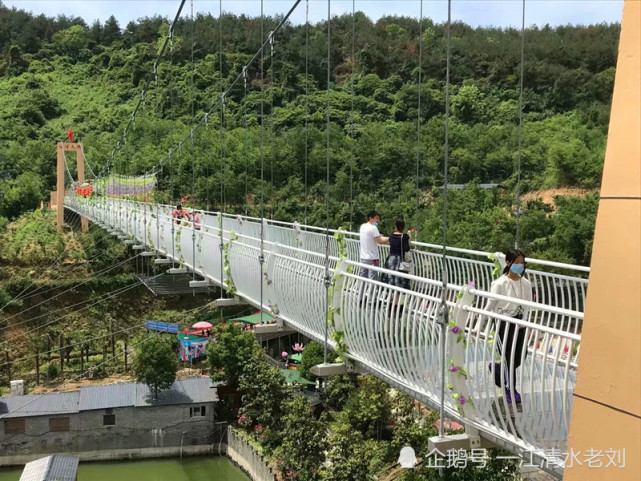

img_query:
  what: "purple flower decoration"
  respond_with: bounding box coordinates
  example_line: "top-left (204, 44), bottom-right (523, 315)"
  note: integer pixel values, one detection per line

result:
top-left (468, 281), bottom-right (475, 288)
top-left (449, 366), bottom-right (458, 373)
top-left (460, 396), bottom-right (467, 405)
top-left (451, 326), bottom-right (460, 334)
top-left (267, 280), bottom-right (273, 285)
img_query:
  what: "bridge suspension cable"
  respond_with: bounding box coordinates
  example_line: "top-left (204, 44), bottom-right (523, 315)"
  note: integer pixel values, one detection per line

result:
top-left (139, 0), bottom-right (303, 183)
top-left (219, 0), bottom-right (226, 214)
top-left (416, 0), bottom-right (423, 193)
top-left (259, 0), bottom-right (266, 324)
top-left (0, 273), bottom-right (158, 349)
top-left (96, 0), bottom-right (188, 181)
top-left (514, 0), bottom-right (527, 248)
top-left (438, 0), bottom-right (453, 445)
top-left (304, 0), bottom-right (309, 224)
top-left (0, 253), bottom-right (143, 326)
top-left (323, 0), bottom-right (332, 364)
top-left (0, 211), bottom-right (87, 313)
top-left (7, 218), bottom-right (131, 304)
top-left (349, 0), bottom-right (356, 230)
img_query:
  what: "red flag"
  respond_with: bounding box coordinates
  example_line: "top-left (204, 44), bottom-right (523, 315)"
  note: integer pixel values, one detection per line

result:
top-left (67, 127), bottom-right (74, 142)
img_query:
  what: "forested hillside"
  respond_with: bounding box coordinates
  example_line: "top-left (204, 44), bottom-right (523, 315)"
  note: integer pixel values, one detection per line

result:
top-left (0, 2), bottom-right (619, 264)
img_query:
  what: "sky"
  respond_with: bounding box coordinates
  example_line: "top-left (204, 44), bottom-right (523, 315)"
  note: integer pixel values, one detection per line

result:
top-left (3, 0), bottom-right (625, 29)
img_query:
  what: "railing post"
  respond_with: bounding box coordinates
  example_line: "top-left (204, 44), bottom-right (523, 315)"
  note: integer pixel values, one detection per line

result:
top-left (192, 216), bottom-right (197, 278)
top-left (143, 201), bottom-right (148, 251)
top-left (219, 212), bottom-right (224, 290)
top-left (156, 204), bottom-right (162, 255)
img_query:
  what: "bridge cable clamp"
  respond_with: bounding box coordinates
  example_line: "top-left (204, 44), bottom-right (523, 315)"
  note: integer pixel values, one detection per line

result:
top-left (436, 303), bottom-right (449, 326)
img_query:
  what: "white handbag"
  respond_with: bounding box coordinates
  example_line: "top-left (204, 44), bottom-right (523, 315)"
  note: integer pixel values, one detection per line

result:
top-left (398, 235), bottom-right (411, 273)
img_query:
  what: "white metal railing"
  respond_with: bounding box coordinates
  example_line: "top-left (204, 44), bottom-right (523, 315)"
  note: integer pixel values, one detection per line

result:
top-left (64, 196), bottom-right (586, 477)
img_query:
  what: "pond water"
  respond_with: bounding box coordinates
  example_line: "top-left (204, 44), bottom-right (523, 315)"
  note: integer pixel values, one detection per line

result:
top-left (0, 456), bottom-right (250, 481)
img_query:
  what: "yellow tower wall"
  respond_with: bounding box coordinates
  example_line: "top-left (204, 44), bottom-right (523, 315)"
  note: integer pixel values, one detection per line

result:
top-left (565, 0), bottom-right (640, 479)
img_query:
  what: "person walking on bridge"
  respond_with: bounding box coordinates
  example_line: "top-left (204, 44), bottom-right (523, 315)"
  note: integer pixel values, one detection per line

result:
top-left (359, 211), bottom-right (389, 281)
top-left (485, 248), bottom-right (533, 404)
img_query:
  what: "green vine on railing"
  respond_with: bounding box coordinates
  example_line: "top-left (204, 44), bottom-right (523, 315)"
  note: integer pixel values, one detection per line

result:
top-left (197, 231), bottom-right (203, 253)
top-left (447, 319), bottom-right (467, 347)
top-left (197, 231), bottom-right (204, 270)
top-left (292, 221), bottom-right (303, 248)
top-left (146, 223), bottom-right (154, 250)
top-left (329, 229), bottom-right (350, 360)
top-left (488, 253), bottom-right (502, 279)
top-left (222, 230), bottom-right (238, 295)
top-left (262, 265), bottom-right (281, 317)
top-left (447, 283), bottom-right (477, 415)
top-left (175, 224), bottom-right (184, 264)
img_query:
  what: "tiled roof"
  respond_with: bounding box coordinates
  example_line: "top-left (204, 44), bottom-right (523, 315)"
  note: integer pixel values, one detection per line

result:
top-left (78, 382), bottom-right (135, 411)
top-left (0, 392), bottom-right (79, 419)
top-left (19, 455), bottom-right (78, 481)
top-left (0, 377), bottom-right (218, 418)
top-left (135, 377), bottom-right (218, 406)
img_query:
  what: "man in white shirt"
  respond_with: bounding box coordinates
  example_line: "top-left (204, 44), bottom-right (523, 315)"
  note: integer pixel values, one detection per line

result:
top-left (359, 211), bottom-right (389, 280)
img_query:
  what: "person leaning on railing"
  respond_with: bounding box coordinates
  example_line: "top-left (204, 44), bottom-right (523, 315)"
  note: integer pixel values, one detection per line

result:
top-left (172, 204), bottom-right (191, 225)
top-left (484, 248), bottom-right (533, 404)
top-left (190, 209), bottom-right (201, 230)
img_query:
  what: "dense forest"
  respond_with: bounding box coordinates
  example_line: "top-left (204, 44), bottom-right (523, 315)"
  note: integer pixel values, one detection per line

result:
top-left (0, 2), bottom-right (619, 265)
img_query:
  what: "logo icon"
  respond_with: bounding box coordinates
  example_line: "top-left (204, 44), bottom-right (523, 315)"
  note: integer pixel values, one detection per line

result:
top-left (398, 446), bottom-right (417, 469)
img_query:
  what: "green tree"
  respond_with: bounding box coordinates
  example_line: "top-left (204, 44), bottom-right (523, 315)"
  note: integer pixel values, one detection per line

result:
top-left (206, 323), bottom-right (259, 390)
top-left (102, 16), bottom-right (121, 46)
top-left (238, 350), bottom-right (286, 452)
top-left (325, 410), bottom-right (388, 481)
top-left (390, 392), bottom-right (438, 456)
top-left (299, 341), bottom-right (325, 380)
top-left (52, 25), bottom-right (88, 58)
top-left (274, 394), bottom-right (328, 480)
top-left (343, 375), bottom-right (392, 440)
top-left (0, 172), bottom-right (44, 220)
top-left (322, 374), bottom-right (359, 411)
top-left (132, 336), bottom-right (179, 399)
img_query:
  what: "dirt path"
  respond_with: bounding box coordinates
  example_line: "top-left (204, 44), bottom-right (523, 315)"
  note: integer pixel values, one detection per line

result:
top-left (521, 188), bottom-right (596, 207)
top-left (30, 367), bottom-right (206, 394)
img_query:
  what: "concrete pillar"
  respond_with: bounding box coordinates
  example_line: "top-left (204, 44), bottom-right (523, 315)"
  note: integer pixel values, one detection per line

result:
top-left (56, 142), bottom-right (65, 233)
top-left (565, 1), bottom-right (640, 480)
top-left (77, 146), bottom-right (89, 232)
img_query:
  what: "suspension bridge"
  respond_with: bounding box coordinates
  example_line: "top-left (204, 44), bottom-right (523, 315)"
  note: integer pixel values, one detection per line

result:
top-left (27, 0), bottom-right (641, 479)
top-left (63, 195), bottom-right (585, 478)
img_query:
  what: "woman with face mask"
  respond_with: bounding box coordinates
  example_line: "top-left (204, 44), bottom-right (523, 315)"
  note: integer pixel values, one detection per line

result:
top-left (485, 248), bottom-right (532, 404)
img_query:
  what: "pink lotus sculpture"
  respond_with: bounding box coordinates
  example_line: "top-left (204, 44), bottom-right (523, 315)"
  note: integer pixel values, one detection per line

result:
top-left (292, 343), bottom-right (305, 352)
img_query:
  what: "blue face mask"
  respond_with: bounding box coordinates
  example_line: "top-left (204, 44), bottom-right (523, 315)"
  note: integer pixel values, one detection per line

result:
top-left (510, 263), bottom-right (525, 275)
top-left (372, 222), bottom-right (378, 227)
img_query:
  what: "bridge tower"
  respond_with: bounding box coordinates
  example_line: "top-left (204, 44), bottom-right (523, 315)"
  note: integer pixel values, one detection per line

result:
top-left (56, 142), bottom-right (89, 233)
top-left (565, 1), bottom-right (640, 479)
